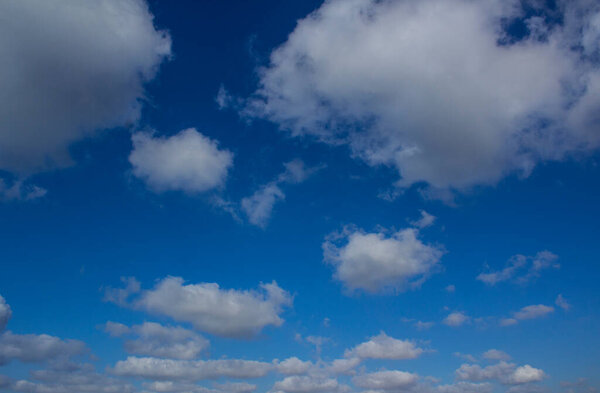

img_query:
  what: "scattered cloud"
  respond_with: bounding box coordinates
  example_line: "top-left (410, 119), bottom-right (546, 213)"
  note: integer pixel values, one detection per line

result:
top-left (129, 129), bottom-right (233, 194)
top-left (445, 285), bottom-right (456, 293)
top-left (352, 370), bottom-right (419, 390)
top-left (0, 0), bottom-right (170, 175)
top-left (457, 361), bottom-right (546, 385)
top-left (483, 350), bottom-right (511, 362)
top-left (555, 294), bottom-right (571, 311)
top-left (271, 375), bottom-right (344, 393)
top-left (0, 331), bottom-right (87, 365)
top-left (443, 312), bottom-right (470, 327)
top-left (410, 211), bottom-right (436, 229)
top-left (241, 159), bottom-right (320, 227)
top-left (112, 356), bottom-right (272, 381)
top-left (477, 251), bottom-right (559, 286)
top-left (0, 179), bottom-right (46, 202)
top-left (513, 305), bottom-right (555, 320)
top-left (323, 227), bottom-right (443, 293)
top-left (275, 357), bottom-right (313, 375)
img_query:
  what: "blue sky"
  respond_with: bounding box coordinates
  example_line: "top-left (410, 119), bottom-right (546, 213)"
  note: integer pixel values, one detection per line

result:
top-left (0, 1), bottom-right (599, 393)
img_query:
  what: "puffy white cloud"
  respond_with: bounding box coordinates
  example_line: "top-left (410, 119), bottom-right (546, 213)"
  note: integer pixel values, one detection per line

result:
top-left (443, 312), bottom-right (470, 327)
top-left (129, 129), bottom-right (233, 194)
top-left (135, 277), bottom-right (292, 338)
top-left (555, 294), bottom-right (571, 311)
top-left (112, 356), bottom-right (272, 381)
top-left (0, 295), bottom-right (11, 332)
top-left (352, 370), bottom-right (419, 390)
top-left (327, 357), bottom-right (362, 375)
top-left (344, 332), bottom-right (424, 360)
top-left (323, 227), bottom-right (443, 293)
top-left (272, 376), bottom-right (342, 393)
top-left (275, 357), bottom-right (313, 375)
top-left (104, 321), bottom-right (209, 360)
top-left (0, 331), bottom-right (87, 365)
top-left (0, 0), bottom-right (170, 174)
top-left (456, 361), bottom-right (546, 385)
top-left (241, 160), bottom-right (319, 227)
top-left (242, 0), bottom-right (600, 193)
top-left (483, 350), bottom-right (511, 361)
top-left (513, 305), bottom-right (555, 320)
top-left (477, 251), bottom-right (559, 285)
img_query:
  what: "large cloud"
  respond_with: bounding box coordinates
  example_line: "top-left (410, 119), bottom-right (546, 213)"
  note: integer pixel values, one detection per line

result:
top-left (129, 129), bottom-right (233, 194)
top-left (242, 0), bottom-right (600, 193)
top-left (134, 277), bottom-right (292, 338)
top-left (0, 0), bottom-right (171, 174)
top-left (323, 227), bottom-right (443, 293)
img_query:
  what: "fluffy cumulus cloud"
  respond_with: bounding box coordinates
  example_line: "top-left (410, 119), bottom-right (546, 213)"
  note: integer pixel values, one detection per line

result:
top-left (112, 357), bottom-right (272, 381)
top-left (275, 357), bottom-right (313, 375)
top-left (132, 277), bottom-right (292, 338)
top-left (129, 129), bottom-right (233, 194)
top-left (241, 160), bottom-right (319, 227)
top-left (242, 0), bottom-right (600, 194)
top-left (0, 295), bottom-right (11, 332)
top-left (352, 370), bottom-right (419, 390)
top-left (0, 331), bottom-right (87, 365)
top-left (0, 0), bottom-right (171, 174)
top-left (477, 251), bottom-right (559, 285)
top-left (344, 332), bottom-right (424, 360)
top-left (323, 227), bottom-right (443, 293)
top-left (456, 361), bottom-right (546, 385)
top-left (104, 321), bottom-right (209, 360)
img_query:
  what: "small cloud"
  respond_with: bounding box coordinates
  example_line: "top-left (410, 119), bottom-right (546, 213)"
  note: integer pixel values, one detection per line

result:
top-left (445, 284), bottom-right (456, 293)
top-left (410, 210), bottom-right (436, 229)
top-left (443, 312), bottom-right (470, 327)
top-left (483, 349), bottom-right (511, 361)
top-left (555, 294), bottom-right (571, 311)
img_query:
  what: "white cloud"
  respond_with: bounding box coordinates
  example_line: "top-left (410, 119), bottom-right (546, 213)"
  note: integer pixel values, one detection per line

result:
top-left (344, 332), bottom-right (424, 360)
top-left (0, 179), bottom-right (46, 202)
top-left (352, 370), bottom-right (419, 390)
top-left (477, 251), bottom-right (559, 285)
top-left (328, 357), bottom-right (362, 375)
top-left (104, 277), bottom-right (141, 307)
top-left (242, 0), bottom-right (600, 194)
top-left (483, 350), bottom-right (511, 361)
top-left (445, 285), bottom-right (456, 293)
top-left (0, 0), bottom-right (170, 175)
top-left (456, 361), bottom-right (546, 385)
top-left (513, 305), bottom-right (554, 320)
top-left (323, 227), bottom-right (443, 293)
top-left (129, 129), bottom-right (233, 194)
top-left (275, 357), bottom-right (313, 375)
top-left (0, 332), bottom-right (87, 365)
top-left (241, 183), bottom-right (285, 227)
top-left (555, 294), bottom-right (571, 311)
top-left (0, 296), bottom-right (11, 332)
top-left (104, 321), bottom-right (209, 360)
top-left (112, 356), bottom-right (272, 381)
top-left (135, 277), bottom-right (292, 338)
top-left (436, 382), bottom-right (493, 393)
top-left (271, 376), bottom-right (342, 393)
top-left (443, 312), bottom-right (470, 327)
top-left (241, 159), bottom-right (319, 227)
top-left (411, 211), bottom-right (436, 229)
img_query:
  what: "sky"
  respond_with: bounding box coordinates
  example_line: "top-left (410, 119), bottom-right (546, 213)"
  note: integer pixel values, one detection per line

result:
top-left (0, 0), bottom-right (599, 393)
